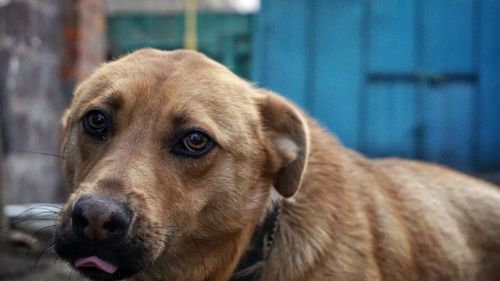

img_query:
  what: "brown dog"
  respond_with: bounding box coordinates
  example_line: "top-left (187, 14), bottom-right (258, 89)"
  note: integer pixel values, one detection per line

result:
top-left (55, 49), bottom-right (500, 281)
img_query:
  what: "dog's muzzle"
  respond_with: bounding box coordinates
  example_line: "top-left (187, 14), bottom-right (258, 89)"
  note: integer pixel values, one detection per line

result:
top-left (55, 194), bottom-right (149, 281)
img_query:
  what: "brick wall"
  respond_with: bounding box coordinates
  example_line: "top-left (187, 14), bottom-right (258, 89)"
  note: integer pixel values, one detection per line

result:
top-left (0, 0), bottom-right (105, 204)
top-left (61, 0), bottom-right (106, 91)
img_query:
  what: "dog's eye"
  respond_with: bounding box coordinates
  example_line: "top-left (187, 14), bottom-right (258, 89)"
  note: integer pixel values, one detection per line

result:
top-left (172, 131), bottom-right (214, 157)
top-left (82, 110), bottom-right (110, 139)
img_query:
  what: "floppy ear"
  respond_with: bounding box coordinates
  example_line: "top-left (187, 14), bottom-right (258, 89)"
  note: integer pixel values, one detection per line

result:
top-left (61, 109), bottom-right (71, 131)
top-left (256, 90), bottom-right (309, 198)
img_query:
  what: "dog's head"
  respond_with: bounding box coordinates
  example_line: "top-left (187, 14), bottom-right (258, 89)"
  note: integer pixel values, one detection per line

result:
top-left (55, 49), bottom-right (308, 281)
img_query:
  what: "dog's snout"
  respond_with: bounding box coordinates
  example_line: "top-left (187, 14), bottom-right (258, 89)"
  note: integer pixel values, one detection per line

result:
top-left (71, 195), bottom-right (133, 242)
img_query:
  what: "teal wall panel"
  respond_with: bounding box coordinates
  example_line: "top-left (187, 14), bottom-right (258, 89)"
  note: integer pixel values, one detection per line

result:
top-left (108, 13), bottom-right (253, 78)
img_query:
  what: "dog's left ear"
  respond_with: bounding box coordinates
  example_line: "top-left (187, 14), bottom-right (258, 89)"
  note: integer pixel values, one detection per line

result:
top-left (255, 90), bottom-right (309, 198)
top-left (61, 109), bottom-right (71, 132)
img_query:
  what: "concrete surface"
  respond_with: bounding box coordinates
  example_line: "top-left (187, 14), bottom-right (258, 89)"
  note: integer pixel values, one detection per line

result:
top-left (0, 230), bottom-right (75, 281)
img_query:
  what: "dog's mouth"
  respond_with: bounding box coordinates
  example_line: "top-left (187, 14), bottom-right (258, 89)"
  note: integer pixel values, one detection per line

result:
top-left (75, 255), bottom-right (118, 274)
top-left (69, 253), bottom-right (141, 281)
top-left (55, 239), bottom-right (150, 281)
top-left (55, 224), bottom-right (151, 281)
top-left (71, 255), bottom-right (122, 281)
top-left (74, 256), bottom-right (119, 281)
top-left (54, 195), bottom-right (157, 280)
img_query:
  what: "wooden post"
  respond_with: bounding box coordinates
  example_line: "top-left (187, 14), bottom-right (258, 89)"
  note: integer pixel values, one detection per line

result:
top-left (184, 0), bottom-right (198, 50)
top-left (0, 114), bottom-right (5, 230)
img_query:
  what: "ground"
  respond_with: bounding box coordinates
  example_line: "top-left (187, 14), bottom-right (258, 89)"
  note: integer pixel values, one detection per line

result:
top-left (0, 230), bottom-right (74, 281)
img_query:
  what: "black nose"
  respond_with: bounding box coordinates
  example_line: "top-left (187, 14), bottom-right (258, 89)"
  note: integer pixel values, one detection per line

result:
top-left (71, 195), bottom-right (133, 242)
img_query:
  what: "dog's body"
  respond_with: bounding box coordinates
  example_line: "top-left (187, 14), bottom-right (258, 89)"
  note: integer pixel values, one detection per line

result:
top-left (55, 49), bottom-right (500, 281)
top-left (262, 120), bottom-right (500, 281)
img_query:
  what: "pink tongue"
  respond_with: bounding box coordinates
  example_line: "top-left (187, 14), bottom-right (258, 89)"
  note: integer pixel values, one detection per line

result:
top-left (75, 256), bottom-right (118, 274)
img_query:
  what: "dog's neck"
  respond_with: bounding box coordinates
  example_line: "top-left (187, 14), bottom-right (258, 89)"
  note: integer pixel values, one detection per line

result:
top-left (230, 200), bottom-right (282, 281)
top-left (136, 197), bottom-right (283, 281)
top-left (257, 121), bottom-right (364, 281)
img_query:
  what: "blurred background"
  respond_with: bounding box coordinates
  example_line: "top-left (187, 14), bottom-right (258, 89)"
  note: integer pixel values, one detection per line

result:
top-left (0, 0), bottom-right (499, 280)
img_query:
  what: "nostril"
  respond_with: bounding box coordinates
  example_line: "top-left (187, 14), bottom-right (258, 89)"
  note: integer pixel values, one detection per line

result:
top-left (103, 220), bottom-right (118, 233)
top-left (71, 205), bottom-right (90, 238)
top-left (103, 214), bottom-right (129, 234)
top-left (73, 214), bottom-right (89, 228)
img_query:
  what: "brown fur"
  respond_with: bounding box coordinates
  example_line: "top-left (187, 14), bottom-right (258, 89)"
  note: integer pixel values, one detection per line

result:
top-left (59, 48), bottom-right (500, 281)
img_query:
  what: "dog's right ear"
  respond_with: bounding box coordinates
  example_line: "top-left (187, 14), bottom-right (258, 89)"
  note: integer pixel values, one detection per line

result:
top-left (255, 90), bottom-right (309, 198)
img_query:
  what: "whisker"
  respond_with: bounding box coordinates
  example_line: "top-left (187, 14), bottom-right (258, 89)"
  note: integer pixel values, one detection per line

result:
top-left (15, 149), bottom-right (65, 159)
top-left (12, 206), bottom-right (59, 216)
top-left (34, 240), bottom-right (55, 267)
top-left (147, 232), bottom-right (180, 238)
top-left (8, 206), bottom-right (62, 220)
top-left (190, 235), bottom-right (208, 276)
top-left (10, 204), bottom-right (63, 210)
top-left (11, 211), bottom-right (57, 222)
top-left (7, 206), bottom-right (63, 230)
top-left (67, 267), bottom-right (75, 281)
top-left (32, 225), bottom-right (57, 234)
top-left (143, 233), bottom-right (171, 246)
top-left (10, 218), bottom-right (59, 228)
top-left (76, 270), bottom-right (85, 281)
top-left (12, 214), bottom-right (60, 222)
top-left (225, 188), bottom-right (260, 204)
top-left (148, 225), bottom-right (179, 229)
top-left (28, 225), bottom-right (57, 246)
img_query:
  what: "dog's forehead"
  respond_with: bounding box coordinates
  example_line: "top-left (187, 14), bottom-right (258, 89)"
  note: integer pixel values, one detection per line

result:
top-left (77, 49), bottom-right (255, 107)
top-left (71, 49), bottom-right (262, 147)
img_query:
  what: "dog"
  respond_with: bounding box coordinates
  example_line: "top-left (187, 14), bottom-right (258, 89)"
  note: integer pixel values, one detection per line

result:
top-left (54, 48), bottom-right (500, 281)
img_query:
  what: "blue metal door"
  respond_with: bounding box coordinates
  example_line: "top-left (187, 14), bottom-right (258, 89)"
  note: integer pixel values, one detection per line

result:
top-left (253, 0), bottom-right (500, 172)
top-left (362, 0), bottom-right (478, 170)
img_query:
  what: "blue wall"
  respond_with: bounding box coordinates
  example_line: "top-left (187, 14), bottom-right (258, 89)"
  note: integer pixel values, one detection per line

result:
top-left (253, 0), bottom-right (500, 172)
